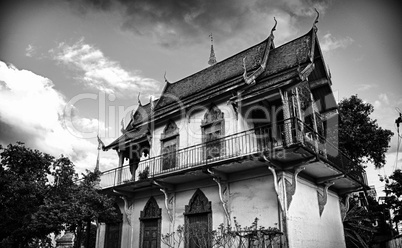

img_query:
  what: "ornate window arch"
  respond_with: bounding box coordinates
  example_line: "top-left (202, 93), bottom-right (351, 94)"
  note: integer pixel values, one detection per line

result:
top-left (160, 120), bottom-right (179, 170)
top-left (184, 189), bottom-right (212, 248)
top-left (139, 197), bottom-right (162, 248)
top-left (201, 104), bottom-right (225, 159)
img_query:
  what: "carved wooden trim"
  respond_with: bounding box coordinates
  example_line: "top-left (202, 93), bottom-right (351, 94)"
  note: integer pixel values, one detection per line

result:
top-left (160, 120), bottom-right (179, 141)
top-left (184, 189), bottom-right (212, 248)
top-left (139, 197), bottom-right (162, 248)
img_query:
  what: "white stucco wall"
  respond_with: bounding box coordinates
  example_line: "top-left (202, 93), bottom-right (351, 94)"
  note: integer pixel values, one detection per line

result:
top-left (287, 178), bottom-right (346, 248)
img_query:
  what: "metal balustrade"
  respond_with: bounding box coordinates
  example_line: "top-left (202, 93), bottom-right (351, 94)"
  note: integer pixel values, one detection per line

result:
top-left (99, 118), bottom-right (366, 189)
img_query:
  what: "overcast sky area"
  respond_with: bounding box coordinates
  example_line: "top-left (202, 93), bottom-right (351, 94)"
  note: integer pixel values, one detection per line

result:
top-left (0, 0), bottom-right (401, 196)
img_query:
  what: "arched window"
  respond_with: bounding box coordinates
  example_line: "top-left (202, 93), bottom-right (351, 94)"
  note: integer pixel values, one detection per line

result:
top-left (201, 104), bottom-right (224, 159)
top-left (184, 189), bottom-right (212, 248)
top-left (139, 197), bottom-right (162, 248)
top-left (161, 120), bottom-right (179, 170)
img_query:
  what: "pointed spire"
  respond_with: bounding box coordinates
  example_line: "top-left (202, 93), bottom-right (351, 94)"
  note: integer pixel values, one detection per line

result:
top-left (95, 135), bottom-right (105, 173)
top-left (208, 33), bottom-right (217, 66)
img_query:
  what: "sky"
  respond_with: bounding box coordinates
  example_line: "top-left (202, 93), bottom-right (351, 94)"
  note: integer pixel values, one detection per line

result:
top-left (0, 0), bottom-right (401, 197)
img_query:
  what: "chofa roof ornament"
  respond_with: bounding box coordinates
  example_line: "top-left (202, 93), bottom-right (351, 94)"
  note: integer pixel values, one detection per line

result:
top-left (242, 17), bottom-right (277, 85)
top-left (313, 8), bottom-right (319, 31)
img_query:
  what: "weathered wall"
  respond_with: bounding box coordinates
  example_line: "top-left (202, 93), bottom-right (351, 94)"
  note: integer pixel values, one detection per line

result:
top-left (287, 177), bottom-right (346, 248)
top-left (99, 170), bottom-right (279, 248)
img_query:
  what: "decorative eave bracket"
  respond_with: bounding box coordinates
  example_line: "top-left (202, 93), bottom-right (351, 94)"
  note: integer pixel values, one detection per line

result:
top-left (317, 182), bottom-right (334, 217)
top-left (117, 195), bottom-right (133, 226)
top-left (242, 17), bottom-right (277, 85)
top-left (285, 166), bottom-right (305, 210)
top-left (340, 194), bottom-right (351, 221)
top-left (262, 154), bottom-right (284, 212)
top-left (207, 168), bottom-right (230, 225)
top-left (152, 180), bottom-right (175, 223)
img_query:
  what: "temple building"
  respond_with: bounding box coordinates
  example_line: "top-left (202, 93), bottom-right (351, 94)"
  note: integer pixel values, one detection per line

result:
top-left (96, 13), bottom-right (368, 248)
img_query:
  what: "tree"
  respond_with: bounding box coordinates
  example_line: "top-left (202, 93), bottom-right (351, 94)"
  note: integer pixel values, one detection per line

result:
top-left (338, 95), bottom-right (393, 168)
top-left (385, 169), bottom-right (402, 227)
top-left (0, 142), bottom-right (118, 248)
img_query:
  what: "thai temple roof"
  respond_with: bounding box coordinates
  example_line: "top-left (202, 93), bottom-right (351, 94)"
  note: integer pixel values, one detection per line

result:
top-left (104, 16), bottom-right (327, 151)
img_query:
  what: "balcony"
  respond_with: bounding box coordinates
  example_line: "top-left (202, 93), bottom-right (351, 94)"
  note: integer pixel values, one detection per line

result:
top-left (99, 118), bottom-right (367, 190)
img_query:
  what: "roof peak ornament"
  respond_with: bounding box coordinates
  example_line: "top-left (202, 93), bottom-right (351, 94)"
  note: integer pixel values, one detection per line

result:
top-left (164, 71), bottom-right (171, 84)
top-left (313, 8), bottom-right (319, 31)
top-left (208, 33), bottom-right (217, 66)
top-left (137, 92), bottom-right (142, 106)
top-left (270, 17), bottom-right (277, 37)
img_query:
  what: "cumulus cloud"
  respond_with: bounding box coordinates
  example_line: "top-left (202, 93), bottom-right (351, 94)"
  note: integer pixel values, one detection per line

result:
top-left (0, 61), bottom-right (116, 173)
top-left (66, 0), bottom-right (330, 48)
top-left (320, 33), bottom-right (354, 53)
top-left (50, 38), bottom-right (160, 96)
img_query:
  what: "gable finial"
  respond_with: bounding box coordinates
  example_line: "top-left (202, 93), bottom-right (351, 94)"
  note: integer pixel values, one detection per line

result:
top-left (271, 17), bottom-right (277, 37)
top-left (164, 71), bottom-right (170, 84)
top-left (208, 33), bottom-right (217, 66)
top-left (313, 8), bottom-right (319, 30)
top-left (137, 92), bottom-right (142, 106)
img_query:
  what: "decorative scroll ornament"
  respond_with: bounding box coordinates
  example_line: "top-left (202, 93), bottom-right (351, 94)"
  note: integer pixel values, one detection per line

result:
top-left (285, 166), bottom-right (305, 209)
top-left (317, 182), bottom-right (334, 216)
top-left (137, 92), bottom-right (142, 105)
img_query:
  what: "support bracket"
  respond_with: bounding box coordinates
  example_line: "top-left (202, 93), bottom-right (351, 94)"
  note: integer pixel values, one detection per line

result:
top-left (207, 169), bottom-right (230, 225)
top-left (317, 182), bottom-right (334, 216)
top-left (152, 180), bottom-right (174, 223)
top-left (120, 196), bottom-right (133, 226)
top-left (285, 166), bottom-right (305, 209)
top-left (340, 194), bottom-right (351, 221)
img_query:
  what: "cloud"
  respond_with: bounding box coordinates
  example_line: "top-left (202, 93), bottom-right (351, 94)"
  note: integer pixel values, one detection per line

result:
top-left (320, 33), bottom-right (354, 53)
top-left (0, 61), bottom-right (116, 173)
top-left (379, 93), bottom-right (390, 105)
top-left (356, 83), bottom-right (377, 91)
top-left (50, 38), bottom-right (160, 96)
top-left (67, 0), bottom-right (330, 48)
top-left (25, 44), bottom-right (36, 57)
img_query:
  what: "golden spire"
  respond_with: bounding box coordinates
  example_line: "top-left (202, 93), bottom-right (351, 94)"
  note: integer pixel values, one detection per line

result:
top-left (208, 33), bottom-right (217, 66)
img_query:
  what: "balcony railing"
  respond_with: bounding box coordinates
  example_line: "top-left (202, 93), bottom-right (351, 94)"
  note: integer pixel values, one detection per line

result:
top-left (100, 118), bottom-right (366, 189)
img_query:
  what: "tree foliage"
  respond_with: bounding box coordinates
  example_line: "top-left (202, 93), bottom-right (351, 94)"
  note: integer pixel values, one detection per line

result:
top-left (0, 142), bottom-right (118, 247)
top-left (338, 95), bottom-right (393, 168)
top-left (385, 169), bottom-right (402, 224)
